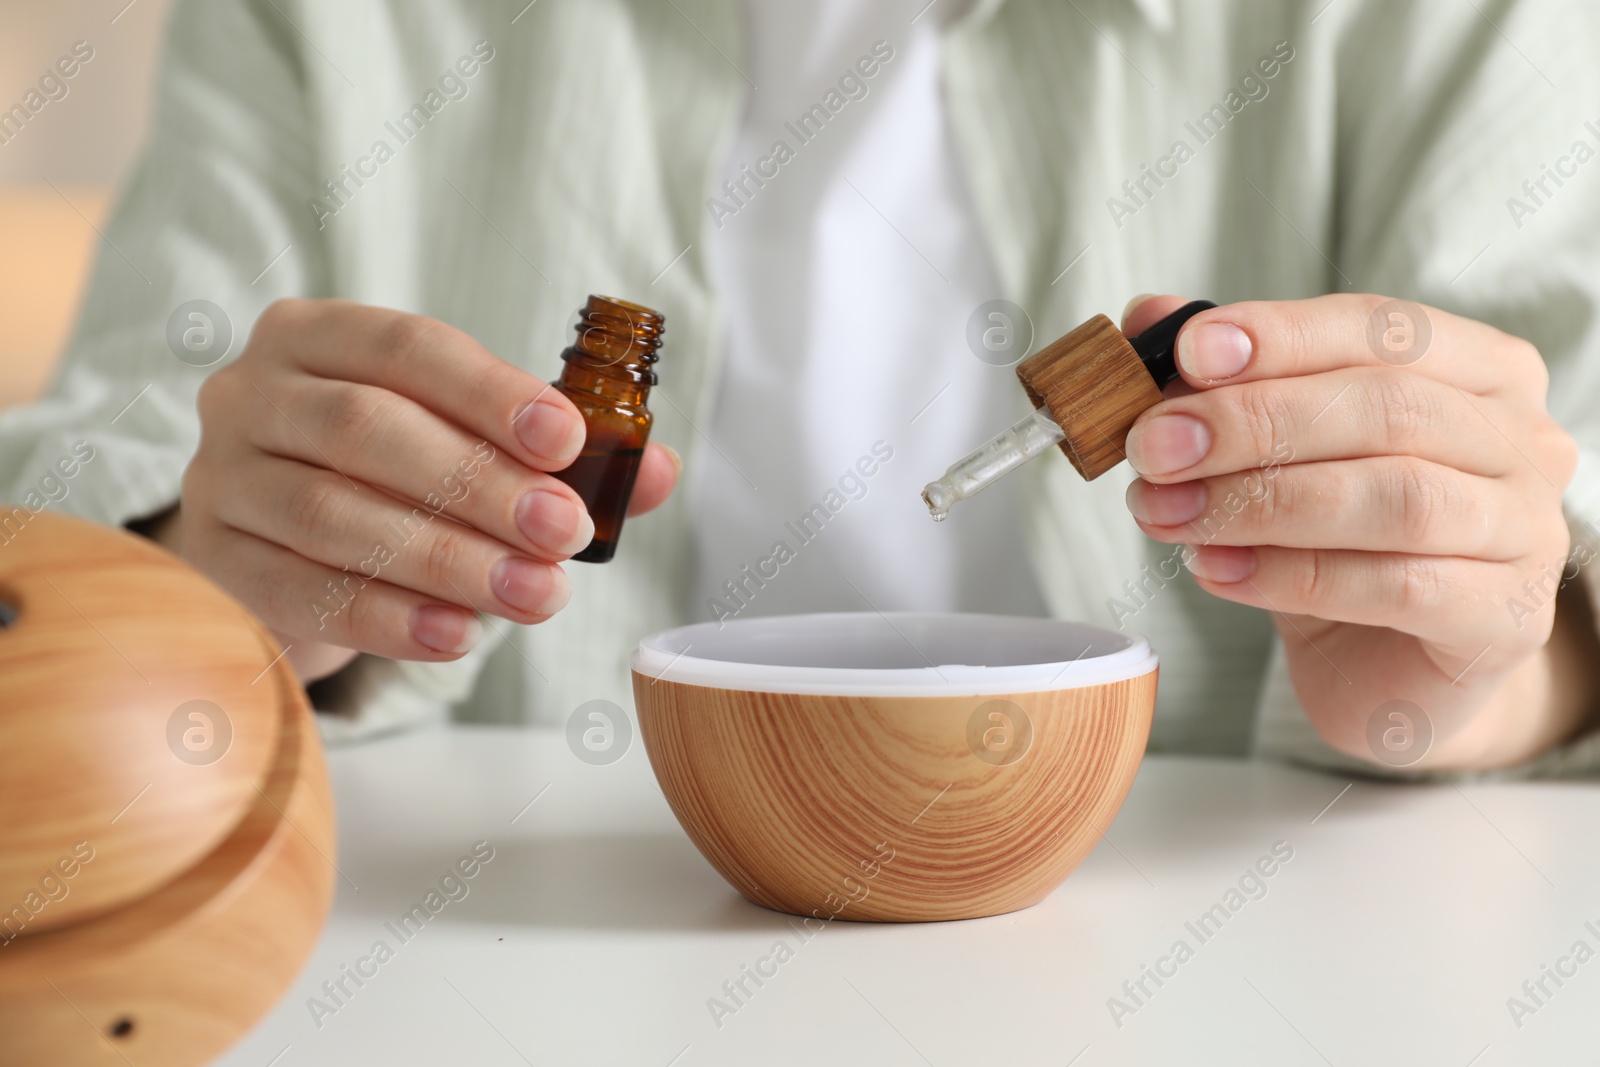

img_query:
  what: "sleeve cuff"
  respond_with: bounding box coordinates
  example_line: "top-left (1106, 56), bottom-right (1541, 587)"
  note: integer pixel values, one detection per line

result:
top-left (309, 616), bottom-right (507, 745)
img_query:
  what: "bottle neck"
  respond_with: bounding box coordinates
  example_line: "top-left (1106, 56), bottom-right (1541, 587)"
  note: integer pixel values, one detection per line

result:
top-left (559, 295), bottom-right (663, 403)
top-left (559, 362), bottom-right (652, 407)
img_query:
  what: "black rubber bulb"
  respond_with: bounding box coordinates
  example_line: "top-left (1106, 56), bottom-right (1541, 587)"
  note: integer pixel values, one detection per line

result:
top-left (1130, 300), bottom-right (1217, 390)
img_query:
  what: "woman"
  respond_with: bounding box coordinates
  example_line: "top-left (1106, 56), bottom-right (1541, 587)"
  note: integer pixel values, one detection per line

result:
top-left (4, 0), bottom-right (1598, 772)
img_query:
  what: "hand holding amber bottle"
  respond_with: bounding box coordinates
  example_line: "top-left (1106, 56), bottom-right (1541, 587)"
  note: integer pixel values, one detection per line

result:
top-left (158, 299), bottom-right (681, 682)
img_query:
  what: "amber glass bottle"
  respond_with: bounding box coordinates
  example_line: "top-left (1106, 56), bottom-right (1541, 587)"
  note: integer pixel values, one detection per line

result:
top-left (551, 295), bottom-right (664, 563)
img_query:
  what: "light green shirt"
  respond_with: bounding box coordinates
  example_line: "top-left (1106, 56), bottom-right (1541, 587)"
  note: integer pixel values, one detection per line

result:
top-left (5, 0), bottom-right (1600, 776)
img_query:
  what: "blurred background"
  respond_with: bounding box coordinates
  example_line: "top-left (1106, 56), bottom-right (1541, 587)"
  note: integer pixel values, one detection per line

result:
top-left (0, 0), bottom-right (171, 408)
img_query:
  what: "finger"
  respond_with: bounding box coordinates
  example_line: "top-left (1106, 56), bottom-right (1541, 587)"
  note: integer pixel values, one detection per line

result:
top-left (627, 442), bottom-right (681, 517)
top-left (190, 520), bottom-right (484, 661)
top-left (215, 454), bottom-right (571, 624)
top-left (1128, 457), bottom-right (1524, 560)
top-left (256, 298), bottom-right (586, 471)
top-left (1169, 294), bottom-right (1539, 397)
top-left (1124, 368), bottom-right (1516, 481)
top-left (1180, 545), bottom-right (1543, 648)
top-left (249, 375), bottom-right (593, 561)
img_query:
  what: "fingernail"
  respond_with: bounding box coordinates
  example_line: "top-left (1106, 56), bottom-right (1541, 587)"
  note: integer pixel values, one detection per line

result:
top-left (1184, 545), bottom-right (1256, 583)
top-left (1178, 322), bottom-right (1253, 381)
top-left (1126, 479), bottom-right (1208, 526)
top-left (411, 604), bottom-right (482, 654)
top-left (490, 556), bottom-right (571, 616)
top-left (514, 396), bottom-right (584, 465)
top-left (1122, 292), bottom-right (1157, 326)
top-left (516, 489), bottom-right (593, 556)
top-left (660, 442), bottom-right (683, 479)
top-left (1125, 413), bottom-right (1211, 475)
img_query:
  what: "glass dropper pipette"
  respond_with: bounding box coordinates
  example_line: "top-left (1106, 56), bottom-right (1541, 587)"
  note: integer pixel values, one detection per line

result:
top-left (922, 300), bottom-right (1216, 520)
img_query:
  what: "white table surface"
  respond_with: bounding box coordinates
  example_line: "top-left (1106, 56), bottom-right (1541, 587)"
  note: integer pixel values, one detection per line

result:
top-left (215, 724), bottom-right (1600, 1067)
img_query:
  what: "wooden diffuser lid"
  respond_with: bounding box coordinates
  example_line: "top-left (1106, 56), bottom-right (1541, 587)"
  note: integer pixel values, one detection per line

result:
top-left (1015, 313), bottom-right (1162, 480)
top-left (0, 511), bottom-right (334, 1066)
top-left (0, 514), bottom-right (283, 930)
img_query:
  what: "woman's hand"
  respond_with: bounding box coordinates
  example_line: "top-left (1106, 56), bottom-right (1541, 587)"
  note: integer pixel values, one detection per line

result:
top-left (170, 298), bottom-right (679, 683)
top-left (1121, 293), bottom-right (1594, 771)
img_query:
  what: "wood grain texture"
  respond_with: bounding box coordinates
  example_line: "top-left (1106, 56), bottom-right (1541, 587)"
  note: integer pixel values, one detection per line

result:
top-left (1016, 313), bottom-right (1161, 480)
top-left (634, 671), bottom-right (1157, 922)
top-left (0, 513), bottom-right (335, 1066)
top-left (0, 513), bottom-right (281, 931)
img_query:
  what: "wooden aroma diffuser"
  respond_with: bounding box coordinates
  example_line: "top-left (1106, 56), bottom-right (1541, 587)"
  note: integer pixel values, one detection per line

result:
top-left (0, 512), bottom-right (334, 1066)
top-left (633, 613), bottom-right (1158, 922)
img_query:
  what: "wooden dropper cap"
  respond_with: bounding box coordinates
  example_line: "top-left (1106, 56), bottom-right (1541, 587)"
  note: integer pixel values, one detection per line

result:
top-left (1015, 300), bottom-right (1215, 479)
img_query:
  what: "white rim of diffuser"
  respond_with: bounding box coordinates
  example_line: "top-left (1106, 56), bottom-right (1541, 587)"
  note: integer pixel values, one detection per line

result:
top-left (632, 612), bottom-right (1157, 696)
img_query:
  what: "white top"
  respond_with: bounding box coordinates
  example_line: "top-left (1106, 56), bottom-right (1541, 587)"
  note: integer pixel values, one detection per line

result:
top-left (692, 0), bottom-right (1046, 625)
